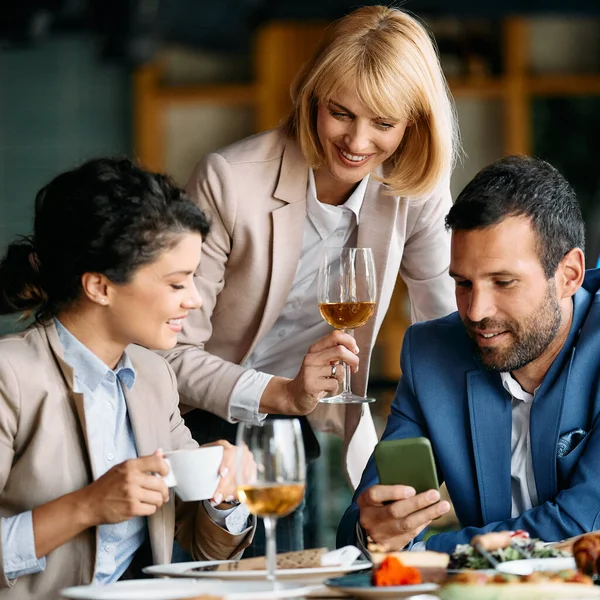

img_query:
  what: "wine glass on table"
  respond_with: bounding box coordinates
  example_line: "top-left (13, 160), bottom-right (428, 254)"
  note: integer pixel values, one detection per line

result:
top-left (236, 419), bottom-right (306, 585)
top-left (318, 247), bottom-right (377, 404)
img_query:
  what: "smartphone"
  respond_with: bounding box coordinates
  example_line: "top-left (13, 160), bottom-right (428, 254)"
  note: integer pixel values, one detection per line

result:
top-left (374, 437), bottom-right (439, 495)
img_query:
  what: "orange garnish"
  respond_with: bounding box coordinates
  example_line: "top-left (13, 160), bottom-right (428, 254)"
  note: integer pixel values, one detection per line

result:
top-left (372, 556), bottom-right (422, 587)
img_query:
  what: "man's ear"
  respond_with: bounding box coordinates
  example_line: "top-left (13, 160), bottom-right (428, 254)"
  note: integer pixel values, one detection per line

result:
top-left (81, 272), bottom-right (111, 307)
top-left (557, 248), bottom-right (585, 299)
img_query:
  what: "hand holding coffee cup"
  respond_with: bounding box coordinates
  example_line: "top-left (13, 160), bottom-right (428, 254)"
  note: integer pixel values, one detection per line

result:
top-left (205, 439), bottom-right (257, 506)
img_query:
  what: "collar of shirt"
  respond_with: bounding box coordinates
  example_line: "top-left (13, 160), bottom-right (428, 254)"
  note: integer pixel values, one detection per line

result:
top-left (500, 372), bottom-right (537, 404)
top-left (306, 169), bottom-right (368, 240)
top-left (54, 318), bottom-right (136, 393)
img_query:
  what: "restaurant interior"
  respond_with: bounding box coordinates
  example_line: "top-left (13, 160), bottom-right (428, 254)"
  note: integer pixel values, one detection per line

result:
top-left (1, 0), bottom-right (599, 597)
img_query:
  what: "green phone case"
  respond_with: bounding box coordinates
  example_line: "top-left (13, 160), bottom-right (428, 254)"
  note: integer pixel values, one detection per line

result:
top-left (374, 437), bottom-right (439, 494)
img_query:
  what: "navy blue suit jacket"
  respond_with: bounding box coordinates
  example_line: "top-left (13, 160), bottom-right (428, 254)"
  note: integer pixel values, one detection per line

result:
top-left (338, 270), bottom-right (600, 553)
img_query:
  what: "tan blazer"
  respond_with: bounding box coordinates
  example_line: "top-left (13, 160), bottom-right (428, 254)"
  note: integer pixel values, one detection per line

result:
top-left (165, 129), bottom-right (456, 486)
top-left (0, 323), bottom-right (253, 600)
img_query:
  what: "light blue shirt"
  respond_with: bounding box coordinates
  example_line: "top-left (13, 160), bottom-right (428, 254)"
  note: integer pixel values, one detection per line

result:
top-left (1, 319), bottom-right (146, 583)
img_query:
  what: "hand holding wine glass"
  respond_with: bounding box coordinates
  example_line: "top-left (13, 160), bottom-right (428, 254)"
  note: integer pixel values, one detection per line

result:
top-left (318, 247), bottom-right (377, 404)
top-left (236, 419), bottom-right (306, 584)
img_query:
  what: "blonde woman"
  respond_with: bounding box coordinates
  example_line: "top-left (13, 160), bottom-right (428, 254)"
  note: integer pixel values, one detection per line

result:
top-left (165, 5), bottom-right (460, 552)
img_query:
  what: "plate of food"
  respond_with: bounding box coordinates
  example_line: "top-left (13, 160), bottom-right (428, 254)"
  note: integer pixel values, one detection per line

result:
top-left (439, 569), bottom-right (600, 599)
top-left (144, 560), bottom-right (371, 582)
top-left (324, 554), bottom-right (443, 598)
top-left (448, 530), bottom-right (570, 571)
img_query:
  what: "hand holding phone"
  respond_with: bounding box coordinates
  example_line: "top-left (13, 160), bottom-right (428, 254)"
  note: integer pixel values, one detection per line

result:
top-left (358, 437), bottom-right (448, 552)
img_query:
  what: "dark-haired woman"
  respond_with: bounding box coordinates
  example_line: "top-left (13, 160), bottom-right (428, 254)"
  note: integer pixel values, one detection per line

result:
top-left (0, 158), bottom-right (253, 600)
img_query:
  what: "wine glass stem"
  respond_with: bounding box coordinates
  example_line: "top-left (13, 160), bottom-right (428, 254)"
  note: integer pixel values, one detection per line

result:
top-left (343, 361), bottom-right (352, 394)
top-left (342, 329), bottom-right (354, 395)
top-left (263, 516), bottom-right (278, 583)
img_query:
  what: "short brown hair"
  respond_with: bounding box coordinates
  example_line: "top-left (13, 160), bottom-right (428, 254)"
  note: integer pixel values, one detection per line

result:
top-left (282, 5), bottom-right (459, 198)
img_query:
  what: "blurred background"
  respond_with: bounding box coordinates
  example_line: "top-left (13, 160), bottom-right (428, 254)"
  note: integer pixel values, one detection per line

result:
top-left (1, 0), bottom-right (599, 549)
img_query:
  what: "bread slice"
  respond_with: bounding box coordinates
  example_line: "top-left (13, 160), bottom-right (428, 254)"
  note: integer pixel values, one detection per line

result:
top-left (370, 550), bottom-right (450, 568)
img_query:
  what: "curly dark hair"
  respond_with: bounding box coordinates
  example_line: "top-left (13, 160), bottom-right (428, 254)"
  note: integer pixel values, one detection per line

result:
top-left (0, 157), bottom-right (210, 320)
top-left (445, 155), bottom-right (585, 278)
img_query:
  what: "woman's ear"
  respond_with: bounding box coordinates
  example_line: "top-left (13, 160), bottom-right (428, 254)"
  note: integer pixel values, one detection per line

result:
top-left (81, 272), bottom-right (110, 307)
top-left (557, 248), bottom-right (585, 299)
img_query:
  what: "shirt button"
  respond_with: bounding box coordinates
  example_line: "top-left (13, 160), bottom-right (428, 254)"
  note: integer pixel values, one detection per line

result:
top-left (107, 453), bottom-right (114, 461)
top-left (336, 230), bottom-right (344, 238)
top-left (103, 544), bottom-right (111, 553)
top-left (278, 330), bottom-right (286, 338)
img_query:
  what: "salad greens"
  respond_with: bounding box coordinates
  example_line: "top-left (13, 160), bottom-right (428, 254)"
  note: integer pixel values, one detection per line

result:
top-left (448, 537), bottom-right (569, 570)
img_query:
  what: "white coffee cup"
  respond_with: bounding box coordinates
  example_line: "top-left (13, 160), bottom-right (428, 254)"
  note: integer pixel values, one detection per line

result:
top-left (162, 446), bottom-right (224, 502)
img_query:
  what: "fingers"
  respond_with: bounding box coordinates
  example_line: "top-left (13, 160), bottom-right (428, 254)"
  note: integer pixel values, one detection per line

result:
top-left (359, 484), bottom-right (417, 507)
top-left (138, 472), bottom-right (170, 503)
top-left (387, 495), bottom-right (451, 533)
top-left (306, 344), bottom-right (360, 373)
top-left (134, 453), bottom-right (169, 477)
top-left (200, 440), bottom-right (235, 477)
top-left (212, 444), bottom-right (237, 501)
top-left (386, 490), bottom-right (444, 520)
top-left (137, 486), bottom-right (169, 509)
top-left (309, 330), bottom-right (359, 355)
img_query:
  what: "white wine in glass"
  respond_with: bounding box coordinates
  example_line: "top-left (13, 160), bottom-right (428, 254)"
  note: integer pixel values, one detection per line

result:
top-left (236, 419), bottom-right (306, 584)
top-left (318, 247), bottom-right (377, 404)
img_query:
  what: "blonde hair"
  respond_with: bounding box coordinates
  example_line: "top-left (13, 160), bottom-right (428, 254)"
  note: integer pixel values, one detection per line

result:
top-left (283, 5), bottom-right (460, 198)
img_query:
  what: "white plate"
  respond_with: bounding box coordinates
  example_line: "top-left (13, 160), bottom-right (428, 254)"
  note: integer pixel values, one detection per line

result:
top-left (143, 559), bottom-right (372, 582)
top-left (61, 578), bottom-right (312, 599)
top-left (330, 585), bottom-right (439, 599)
top-left (495, 556), bottom-right (576, 576)
top-left (324, 571), bottom-right (439, 599)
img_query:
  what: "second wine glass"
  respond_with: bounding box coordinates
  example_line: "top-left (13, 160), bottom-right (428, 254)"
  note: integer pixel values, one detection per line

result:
top-left (318, 247), bottom-right (377, 404)
top-left (236, 419), bottom-right (306, 584)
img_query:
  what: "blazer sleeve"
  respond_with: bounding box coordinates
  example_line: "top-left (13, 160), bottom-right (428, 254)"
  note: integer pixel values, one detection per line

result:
top-left (166, 363), bottom-right (254, 560)
top-left (400, 181), bottom-right (457, 323)
top-left (162, 153), bottom-right (247, 420)
top-left (336, 328), bottom-right (431, 548)
top-left (0, 353), bottom-right (22, 590)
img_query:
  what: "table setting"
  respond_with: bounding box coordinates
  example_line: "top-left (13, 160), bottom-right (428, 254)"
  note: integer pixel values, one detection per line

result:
top-left (57, 415), bottom-right (600, 600)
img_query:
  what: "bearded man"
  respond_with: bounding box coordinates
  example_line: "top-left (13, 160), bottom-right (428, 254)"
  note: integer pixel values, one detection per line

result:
top-left (337, 155), bottom-right (598, 553)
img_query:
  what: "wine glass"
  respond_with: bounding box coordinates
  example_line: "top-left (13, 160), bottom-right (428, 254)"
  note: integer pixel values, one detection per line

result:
top-left (236, 419), bottom-right (306, 584)
top-left (318, 247), bottom-right (377, 404)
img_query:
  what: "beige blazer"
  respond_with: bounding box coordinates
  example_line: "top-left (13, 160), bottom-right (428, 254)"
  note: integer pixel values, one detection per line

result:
top-left (0, 323), bottom-right (253, 600)
top-left (165, 129), bottom-right (456, 487)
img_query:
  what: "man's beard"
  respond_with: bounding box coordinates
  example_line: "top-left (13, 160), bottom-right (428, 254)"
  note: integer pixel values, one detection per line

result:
top-left (464, 282), bottom-right (563, 372)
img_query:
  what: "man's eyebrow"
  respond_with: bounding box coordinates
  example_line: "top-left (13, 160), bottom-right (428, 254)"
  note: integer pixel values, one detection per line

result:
top-left (486, 271), bottom-right (518, 277)
top-left (449, 270), bottom-right (517, 279)
top-left (449, 271), bottom-right (465, 279)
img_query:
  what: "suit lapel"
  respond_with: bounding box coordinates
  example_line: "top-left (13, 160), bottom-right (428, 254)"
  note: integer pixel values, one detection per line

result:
top-left (353, 177), bottom-right (400, 384)
top-left (467, 368), bottom-right (512, 523)
top-left (530, 291), bottom-right (588, 504)
top-left (122, 361), bottom-right (168, 564)
top-left (44, 323), bottom-right (97, 479)
top-left (246, 139), bottom-right (308, 353)
top-left (122, 378), bottom-right (157, 458)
